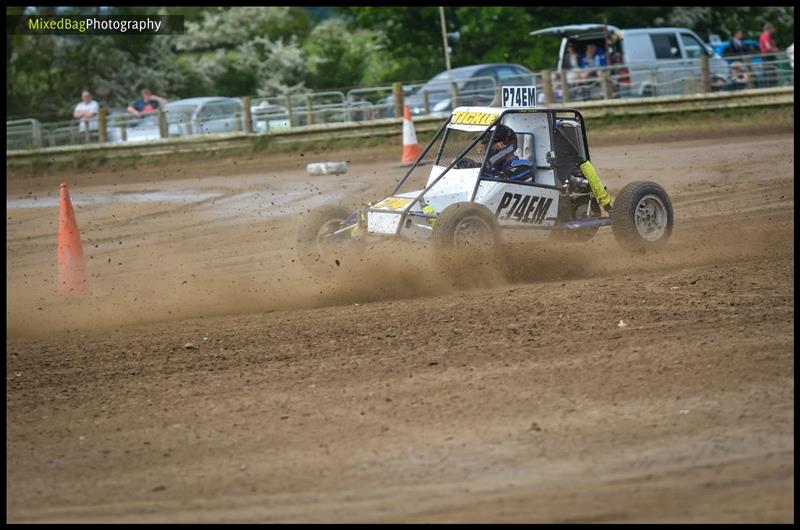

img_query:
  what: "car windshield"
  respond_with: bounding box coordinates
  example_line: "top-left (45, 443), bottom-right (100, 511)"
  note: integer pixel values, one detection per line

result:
top-left (417, 70), bottom-right (475, 95)
top-left (130, 104), bottom-right (197, 128)
top-left (164, 104), bottom-right (198, 118)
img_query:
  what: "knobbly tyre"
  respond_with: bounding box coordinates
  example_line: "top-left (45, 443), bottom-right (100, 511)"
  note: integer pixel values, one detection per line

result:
top-left (297, 86), bottom-right (674, 277)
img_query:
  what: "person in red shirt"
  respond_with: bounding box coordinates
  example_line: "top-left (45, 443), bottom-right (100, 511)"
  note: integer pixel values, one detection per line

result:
top-left (759, 23), bottom-right (780, 85)
top-left (759, 23), bottom-right (779, 55)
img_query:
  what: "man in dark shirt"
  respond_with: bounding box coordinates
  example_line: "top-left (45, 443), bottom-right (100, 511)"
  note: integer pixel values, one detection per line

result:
top-left (729, 28), bottom-right (747, 57)
top-left (127, 87), bottom-right (168, 118)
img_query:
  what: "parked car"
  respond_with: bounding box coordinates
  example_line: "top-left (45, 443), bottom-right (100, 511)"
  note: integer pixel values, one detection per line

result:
top-left (108, 97), bottom-right (244, 143)
top-left (530, 24), bottom-right (731, 98)
top-left (383, 63), bottom-right (534, 117)
top-left (251, 101), bottom-right (290, 132)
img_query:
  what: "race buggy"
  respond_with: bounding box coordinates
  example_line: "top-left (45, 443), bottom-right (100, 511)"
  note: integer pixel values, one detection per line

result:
top-left (297, 90), bottom-right (674, 277)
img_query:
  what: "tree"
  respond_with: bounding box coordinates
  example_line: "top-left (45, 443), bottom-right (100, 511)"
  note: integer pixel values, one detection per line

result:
top-left (174, 7), bottom-right (310, 96)
top-left (303, 18), bottom-right (389, 89)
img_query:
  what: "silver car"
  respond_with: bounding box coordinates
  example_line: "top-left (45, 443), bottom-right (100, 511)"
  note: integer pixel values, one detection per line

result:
top-left (108, 97), bottom-right (244, 143)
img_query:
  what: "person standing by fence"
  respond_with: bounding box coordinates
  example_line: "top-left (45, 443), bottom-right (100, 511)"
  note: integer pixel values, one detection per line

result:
top-left (758, 23), bottom-right (780, 86)
top-left (73, 89), bottom-right (99, 134)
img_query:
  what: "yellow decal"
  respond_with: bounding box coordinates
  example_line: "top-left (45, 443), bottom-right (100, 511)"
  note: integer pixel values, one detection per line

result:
top-left (450, 111), bottom-right (498, 127)
top-left (374, 197), bottom-right (412, 210)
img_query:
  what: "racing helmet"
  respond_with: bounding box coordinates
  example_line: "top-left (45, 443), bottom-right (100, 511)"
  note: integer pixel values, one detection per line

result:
top-left (483, 124), bottom-right (517, 167)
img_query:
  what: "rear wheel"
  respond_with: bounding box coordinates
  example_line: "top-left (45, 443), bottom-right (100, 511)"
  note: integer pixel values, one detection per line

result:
top-left (611, 181), bottom-right (673, 251)
top-left (296, 205), bottom-right (353, 277)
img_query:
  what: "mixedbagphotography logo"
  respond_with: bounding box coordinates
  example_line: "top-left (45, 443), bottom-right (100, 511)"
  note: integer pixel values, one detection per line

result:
top-left (7, 14), bottom-right (185, 35)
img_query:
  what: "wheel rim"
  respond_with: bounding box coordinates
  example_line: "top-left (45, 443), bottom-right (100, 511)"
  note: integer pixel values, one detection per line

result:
top-left (634, 194), bottom-right (668, 241)
top-left (316, 218), bottom-right (346, 249)
top-left (453, 215), bottom-right (494, 249)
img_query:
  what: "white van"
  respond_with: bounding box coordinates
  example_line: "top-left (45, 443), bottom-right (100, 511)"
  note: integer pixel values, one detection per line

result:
top-left (531, 24), bottom-right (731, 98)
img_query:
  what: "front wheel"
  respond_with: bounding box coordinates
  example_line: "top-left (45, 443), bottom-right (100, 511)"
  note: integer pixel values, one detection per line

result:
top-left (611, 181), bottom-right (674, 251)
top-left (432, 202), bottom-right (504, 284)
top-left (296, 205), bottom-right (354, 277)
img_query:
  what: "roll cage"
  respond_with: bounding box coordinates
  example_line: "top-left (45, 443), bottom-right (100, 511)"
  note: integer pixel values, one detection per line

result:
top-left (386, 108), bottom-right (591, 221)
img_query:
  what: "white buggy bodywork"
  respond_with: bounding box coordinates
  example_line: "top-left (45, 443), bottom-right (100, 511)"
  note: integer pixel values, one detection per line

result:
top-left (296, 98), bottom-right (674, 278)
top-left (366, 106), bottom-right (579, 241)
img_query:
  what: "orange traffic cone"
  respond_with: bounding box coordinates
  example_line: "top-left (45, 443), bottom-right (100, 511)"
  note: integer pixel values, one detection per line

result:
top-left (401, 105), bottom-right (421, 165)
top-left (57, 183), bottom-right (90, 296)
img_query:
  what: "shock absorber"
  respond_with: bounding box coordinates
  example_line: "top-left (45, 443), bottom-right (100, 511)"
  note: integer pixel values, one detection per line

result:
top-left (578, 160), bottom-right (612, 213)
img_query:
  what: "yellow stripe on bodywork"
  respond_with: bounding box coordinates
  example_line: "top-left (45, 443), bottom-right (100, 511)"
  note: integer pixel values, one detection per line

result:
top-left (373, 197), bottom-right (412, 210)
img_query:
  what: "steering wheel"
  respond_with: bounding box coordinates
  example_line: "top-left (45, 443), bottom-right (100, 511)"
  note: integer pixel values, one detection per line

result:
top-left (453, 157), bottom-right (481, 169)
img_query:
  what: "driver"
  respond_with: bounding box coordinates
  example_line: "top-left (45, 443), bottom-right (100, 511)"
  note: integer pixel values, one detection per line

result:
top-left (478, 124), bottom-right (532, 182)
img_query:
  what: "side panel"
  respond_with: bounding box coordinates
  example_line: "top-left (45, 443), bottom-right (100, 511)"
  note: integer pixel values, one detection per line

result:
top-left (474, 180), bottom-right (559, 228)
top-left (500, 112), bottom-right (556, 187)
top-left (367, 212), bottom-right (403, 235)
top-left (423, 167), bottom-right (480, 211)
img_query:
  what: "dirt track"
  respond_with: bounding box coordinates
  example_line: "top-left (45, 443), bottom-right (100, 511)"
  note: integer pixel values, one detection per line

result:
top-left (6, 127), bottom-right (794, 522)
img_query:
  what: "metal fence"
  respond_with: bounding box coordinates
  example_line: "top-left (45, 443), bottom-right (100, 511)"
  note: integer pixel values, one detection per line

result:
top-left (6, 51), bottom-right (793, 152)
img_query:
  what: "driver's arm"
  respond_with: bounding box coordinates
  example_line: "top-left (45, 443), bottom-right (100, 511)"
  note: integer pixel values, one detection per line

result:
top-left (498, 161), bottom-right (533, 182)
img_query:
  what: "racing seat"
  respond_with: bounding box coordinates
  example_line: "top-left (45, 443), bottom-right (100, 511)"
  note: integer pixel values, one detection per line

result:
top-left (552, 120), bottom-right (584, 186)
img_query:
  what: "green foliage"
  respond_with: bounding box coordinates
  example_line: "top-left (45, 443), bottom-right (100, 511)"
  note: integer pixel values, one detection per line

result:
top-left (6, 6), bottom-right (795, 119)
top-left (303, 18), bottom-right (387, 90)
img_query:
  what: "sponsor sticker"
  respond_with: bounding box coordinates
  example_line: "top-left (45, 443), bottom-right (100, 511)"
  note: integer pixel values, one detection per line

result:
top-left (373, 197), bottom-right (412, 210)
top-left (449, 111), bottom-right (499, 127)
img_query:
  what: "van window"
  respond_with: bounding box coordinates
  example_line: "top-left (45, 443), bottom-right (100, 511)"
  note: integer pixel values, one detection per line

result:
top-left (650, 33), bottom-right (681, 59)
top-left (680, 33), bottom-right (705, 59)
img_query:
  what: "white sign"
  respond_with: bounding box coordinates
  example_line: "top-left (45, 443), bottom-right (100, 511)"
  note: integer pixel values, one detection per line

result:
top-left (501, 86), bottom-right (537, 108)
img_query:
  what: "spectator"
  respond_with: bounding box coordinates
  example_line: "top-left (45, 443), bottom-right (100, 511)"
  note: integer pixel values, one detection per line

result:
top-left (728, 61), bottom-right (750, 90)
top-left (127, 87), bottom-right (167, 118)
top-left (729, 28), bottom-right (748, 57)
top-left (758, 23), bottom-right (780, 86)
top-left (562, 42), bottom-right (581, 77)
top-left (73, 89), bottom-right (99, 133)
top-left (581, 43), bottom-right (607, 73)
top-left (759, 23), bottom-right (779, 57)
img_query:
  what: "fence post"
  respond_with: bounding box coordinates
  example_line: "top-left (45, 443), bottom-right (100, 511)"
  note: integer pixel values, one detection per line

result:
top-left (284, 95), bottom-right (294, 127)
top-left (422, 90), bottom-right (430, 114)
top-left (602, 70), bottom-right (613, 99)
top-left (97, 106), bottom-right (108, 144)
top-left (450, 81), bottom-right (459, 109)
top-left (700, 54), bottom-right (711, 93)
top-left (242, 96), bottom-right (252, 134)
top-left (541, 69), bottom-right (554, 105)
top-left (184, 112), bottom-right (193, 135)
top-left (560, 68), bottom-right (571, 103)
top-left (120, 118), bottom-right (127, 142)
top-left (392, 82), bottom-right (404, 118)
top-left (306, 94), bottom-right (314, 125)
top-left (32, 120), bottom-right (42, 148)
top-left (158, 109), bottom-right (168, 139)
